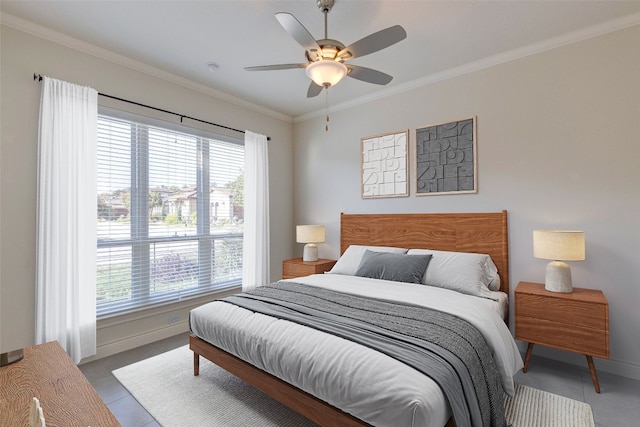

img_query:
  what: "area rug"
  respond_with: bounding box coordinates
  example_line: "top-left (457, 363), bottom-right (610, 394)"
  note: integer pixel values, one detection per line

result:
top-left (504, 383), bottom-right (595, 427)
top-left (113, 345), bottom-right (595, 427)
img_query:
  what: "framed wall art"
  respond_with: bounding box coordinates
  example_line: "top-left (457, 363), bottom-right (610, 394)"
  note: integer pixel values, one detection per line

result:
top-left (361, 130), bottom-right (409, 198)
top-left (415, 116), bottom-right (477, 196)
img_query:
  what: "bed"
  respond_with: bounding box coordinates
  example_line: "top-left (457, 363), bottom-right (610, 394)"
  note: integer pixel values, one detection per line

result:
top-left (189, 211), bottom-right (523, 427)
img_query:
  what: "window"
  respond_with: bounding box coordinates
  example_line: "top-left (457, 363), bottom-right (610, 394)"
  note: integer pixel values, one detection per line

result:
top-left (97, 110), bottom-right (244, 316)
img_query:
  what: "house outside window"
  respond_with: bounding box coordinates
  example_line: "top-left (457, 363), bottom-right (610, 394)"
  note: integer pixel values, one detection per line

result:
top-left (97, 109), bottom-right (244, 316)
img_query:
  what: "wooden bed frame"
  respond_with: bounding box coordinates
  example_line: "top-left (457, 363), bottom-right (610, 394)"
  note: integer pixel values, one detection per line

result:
top-left (190, 211), bottom-right (509, 427)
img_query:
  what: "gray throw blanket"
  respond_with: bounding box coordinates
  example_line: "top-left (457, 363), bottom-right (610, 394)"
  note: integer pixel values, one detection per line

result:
top-left (222, 281), bottom-right (506, 427)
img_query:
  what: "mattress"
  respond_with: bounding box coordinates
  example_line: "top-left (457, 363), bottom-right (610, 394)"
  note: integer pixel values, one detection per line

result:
top-left (190, 274), bottom-right (523, 427)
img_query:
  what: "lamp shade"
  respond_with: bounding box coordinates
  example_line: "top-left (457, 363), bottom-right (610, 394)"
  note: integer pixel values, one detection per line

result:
top-left (533, 230), bottom-right (585, 261)
top-left (296, 225), bottom-right (325, 244)
top-left (305, 60), bottom-right (347, 87)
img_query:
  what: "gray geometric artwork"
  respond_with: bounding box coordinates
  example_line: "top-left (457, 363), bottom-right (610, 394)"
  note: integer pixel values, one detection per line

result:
top-left (415, 117), bottom-right (477, 195)
top-left (361, 130), bottom-right (409, 198)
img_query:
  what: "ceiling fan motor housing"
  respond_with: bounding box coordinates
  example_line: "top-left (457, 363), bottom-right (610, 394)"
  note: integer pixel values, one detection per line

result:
top-left (305, 39), bottom-right (346, 62)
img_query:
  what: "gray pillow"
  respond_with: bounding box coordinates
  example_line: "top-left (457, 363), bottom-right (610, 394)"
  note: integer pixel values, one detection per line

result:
top-left (354, 250), bottom-right (432, 284)
top-left (328, 245), bottom-right (408, 276)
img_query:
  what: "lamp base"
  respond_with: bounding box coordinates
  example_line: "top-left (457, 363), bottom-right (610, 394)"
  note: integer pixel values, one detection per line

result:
top-left (302, 243), bottom-right (319, 262)
top-left (545, 261), bottom-right (573, 293)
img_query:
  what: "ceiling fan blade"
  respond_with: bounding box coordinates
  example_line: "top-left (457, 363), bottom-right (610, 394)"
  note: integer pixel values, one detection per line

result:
top-left (346, 65), bottom-right (393, 85)
top-left (307, 81), bottom-right (323, 98)
top-left (244, 64), bottom-right (307, 71)
top-left (337, 25), bottom-right (407, 60)
top-left (275, 12), bottom-right (321, 61)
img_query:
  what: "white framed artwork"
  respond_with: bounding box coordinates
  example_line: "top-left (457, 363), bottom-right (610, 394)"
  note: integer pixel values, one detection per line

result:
top-left (361, 130), bottom-right (409, 199)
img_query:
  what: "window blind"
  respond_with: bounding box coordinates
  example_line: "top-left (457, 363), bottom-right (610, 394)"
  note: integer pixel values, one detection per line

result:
top-left (97, 113), bottom-right (244, 316)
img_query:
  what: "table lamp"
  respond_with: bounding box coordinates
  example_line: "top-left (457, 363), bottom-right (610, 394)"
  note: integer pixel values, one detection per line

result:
top-left (296, 225), bottom-right (325, 262)
top-left (533, 230), bottom-right (585, 293)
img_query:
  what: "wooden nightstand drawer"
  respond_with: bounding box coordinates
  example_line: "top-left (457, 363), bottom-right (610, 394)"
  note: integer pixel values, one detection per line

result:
top-left (516, 317), bottom-right (608, 358)
top-left (282, 258), bottom-right (336, 279)
top-left (516, 292), bottom-right (607, 330)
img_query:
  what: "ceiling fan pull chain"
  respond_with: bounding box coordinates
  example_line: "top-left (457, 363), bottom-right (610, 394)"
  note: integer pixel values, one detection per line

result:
top-left (325, 89), bottom-right (330, 132)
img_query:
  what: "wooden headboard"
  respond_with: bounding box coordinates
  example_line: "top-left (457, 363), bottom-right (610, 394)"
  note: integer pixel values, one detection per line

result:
top-left (340, 211), bottom-right (510, 295)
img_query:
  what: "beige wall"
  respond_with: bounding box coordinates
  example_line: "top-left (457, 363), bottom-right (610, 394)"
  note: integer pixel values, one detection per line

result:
top-left (0, 25), bottom-right (295, 359)
top-left (293, 26), bottom-right (640, 379)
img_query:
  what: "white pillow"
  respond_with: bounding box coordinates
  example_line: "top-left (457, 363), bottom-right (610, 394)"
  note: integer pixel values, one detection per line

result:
top-left (406, 249), bottom-right (500, 296)
top-left (485, 257), bottom-right (500, 291)
top-left (328, 245), bottom-right (408, 276)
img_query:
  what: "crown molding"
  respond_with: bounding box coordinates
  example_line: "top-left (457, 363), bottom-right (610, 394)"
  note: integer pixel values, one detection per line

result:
top-left (294, 12), bottom-right (640, 123)
top-left (1, 12), bottom-right (293, 123)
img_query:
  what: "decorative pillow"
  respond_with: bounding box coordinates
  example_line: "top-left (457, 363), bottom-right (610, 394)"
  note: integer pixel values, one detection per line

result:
top-left (328, 245), bottom-right (408, 276)
top-left (354, 250), bottom-right (433, 284)
top-left (406, 249), bottom-right (500, 296)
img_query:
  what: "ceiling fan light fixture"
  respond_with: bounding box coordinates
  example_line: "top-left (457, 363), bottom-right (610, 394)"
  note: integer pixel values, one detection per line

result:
top-left (306, 60), bottom-right (347, 87)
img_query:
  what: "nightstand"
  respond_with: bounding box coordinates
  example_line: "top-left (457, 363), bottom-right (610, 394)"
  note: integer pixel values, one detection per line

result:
top-left (515, 281), bottom-right (609, 392)
top-left (282, 258), bottom-right (337, 279)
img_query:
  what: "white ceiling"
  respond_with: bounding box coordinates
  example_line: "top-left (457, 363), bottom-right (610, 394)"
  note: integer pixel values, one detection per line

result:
top-left (2, 1), bottom-right (639, 119)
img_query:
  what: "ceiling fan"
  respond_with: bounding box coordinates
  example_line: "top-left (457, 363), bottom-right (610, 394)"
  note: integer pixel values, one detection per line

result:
top-left (245, 0), bottom-right (407, 98)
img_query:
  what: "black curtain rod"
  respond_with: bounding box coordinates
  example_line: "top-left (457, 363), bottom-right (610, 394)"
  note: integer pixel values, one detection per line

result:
top-left (33, 73), bottom-right (270, 141)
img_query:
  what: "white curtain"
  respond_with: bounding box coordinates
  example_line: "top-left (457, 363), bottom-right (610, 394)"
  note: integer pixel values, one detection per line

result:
top-left (36, 76), bottom-right (98, 363)
top-left (242, 131), bottom-right (270, 291)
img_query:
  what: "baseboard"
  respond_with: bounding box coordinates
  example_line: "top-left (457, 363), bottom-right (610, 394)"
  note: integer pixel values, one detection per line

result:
top-left (595, 357), bottom-right (640, 381)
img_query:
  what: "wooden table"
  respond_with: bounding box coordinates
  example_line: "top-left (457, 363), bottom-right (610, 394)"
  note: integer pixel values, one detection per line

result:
top-left (0, 341), bottom-right (120, 426)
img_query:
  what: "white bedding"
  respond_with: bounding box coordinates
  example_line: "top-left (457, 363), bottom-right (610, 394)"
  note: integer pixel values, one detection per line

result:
top-left (190, 274), bottom-right (523, 427)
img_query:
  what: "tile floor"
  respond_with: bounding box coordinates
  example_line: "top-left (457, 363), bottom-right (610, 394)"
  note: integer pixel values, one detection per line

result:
top-left (79, 333), bottom-right (640, 427)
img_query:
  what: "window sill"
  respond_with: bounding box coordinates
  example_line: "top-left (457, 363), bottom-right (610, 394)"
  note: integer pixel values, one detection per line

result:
top-left (97, 284), bottom-right (240, 327)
